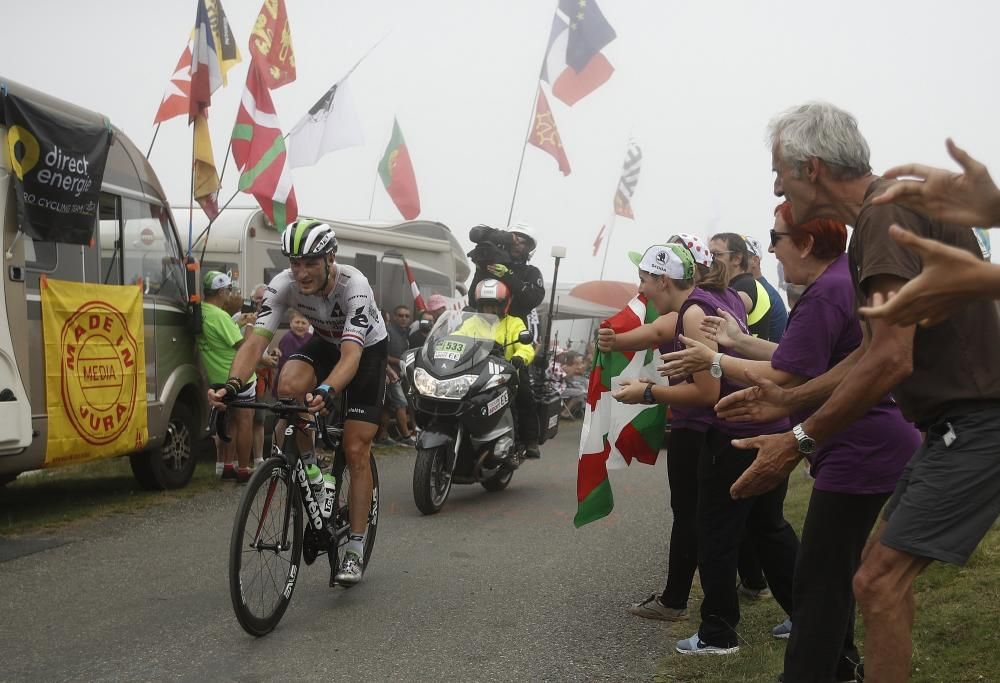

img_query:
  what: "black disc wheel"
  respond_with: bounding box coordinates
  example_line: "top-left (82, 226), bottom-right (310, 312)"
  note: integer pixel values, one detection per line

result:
top-left (229, 457), bottom-right (302, 636)
top-left (331, 451), bottom-right (380, 571)
top-left (412, 446), bottom-right (453, 515)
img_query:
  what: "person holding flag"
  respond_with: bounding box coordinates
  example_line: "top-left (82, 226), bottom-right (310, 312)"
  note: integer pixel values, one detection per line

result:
top-left (611, 243), bottom-right (799, 656)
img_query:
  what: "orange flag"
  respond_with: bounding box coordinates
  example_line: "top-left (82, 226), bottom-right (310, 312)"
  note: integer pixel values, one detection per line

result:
top-left (528, 86), bottom-right (571, 176)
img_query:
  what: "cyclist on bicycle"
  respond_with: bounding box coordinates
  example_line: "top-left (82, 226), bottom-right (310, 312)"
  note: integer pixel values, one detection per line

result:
top-left (208, 219), bottom-right (388, 586)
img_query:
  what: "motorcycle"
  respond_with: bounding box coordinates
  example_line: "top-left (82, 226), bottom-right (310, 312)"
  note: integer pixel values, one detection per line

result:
top-left (401, 310), bottom-right (533, 515)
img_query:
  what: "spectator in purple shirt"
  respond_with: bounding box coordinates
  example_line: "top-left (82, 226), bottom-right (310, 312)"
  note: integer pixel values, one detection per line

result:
top-left (661, 202), bottom-right (919, 681)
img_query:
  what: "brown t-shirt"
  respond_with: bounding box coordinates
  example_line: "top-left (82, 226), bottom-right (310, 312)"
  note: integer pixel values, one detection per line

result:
top-left (849, 177), bottom-right (1000, 427)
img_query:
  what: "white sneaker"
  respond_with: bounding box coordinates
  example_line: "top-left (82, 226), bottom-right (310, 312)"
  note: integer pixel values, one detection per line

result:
top-left (334, 551), bottom-right (364, 586)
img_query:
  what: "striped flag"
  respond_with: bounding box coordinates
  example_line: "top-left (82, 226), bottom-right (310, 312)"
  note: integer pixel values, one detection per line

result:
top-left (540, 0), bottom-right (616, 106)
top-left (231, 62), bottom-right (298, 228)
top-left (575, 294), bottom-right (667, 528)
top-left (613, 140), bottom-right (642, 219)
top-left (189, 0), bottom-right (224, 122)
top-left (401, 256), bottom-right (427, 312)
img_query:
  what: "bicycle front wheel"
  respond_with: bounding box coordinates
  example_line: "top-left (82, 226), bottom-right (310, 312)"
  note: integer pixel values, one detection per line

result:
top-left (229, 456), bottom-right (302, 636)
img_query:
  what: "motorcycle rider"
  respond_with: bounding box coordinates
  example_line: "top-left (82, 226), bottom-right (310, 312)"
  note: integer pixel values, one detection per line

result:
top-left (207, 219), bottom-right (387, 587)
top-left (458, 279), bottom-right (538, 457)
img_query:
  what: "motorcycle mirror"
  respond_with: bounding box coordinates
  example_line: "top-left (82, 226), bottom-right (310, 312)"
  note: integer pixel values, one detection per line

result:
top-left (419, 319), bottom-right (432, 331)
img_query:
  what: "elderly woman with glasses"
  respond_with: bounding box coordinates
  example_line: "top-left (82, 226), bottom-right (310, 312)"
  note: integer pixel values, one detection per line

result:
top-left (660, 202), bottom-right (919, 682)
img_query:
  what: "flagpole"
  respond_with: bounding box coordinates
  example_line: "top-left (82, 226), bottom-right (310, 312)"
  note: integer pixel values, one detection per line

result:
top-left (367, 165), bottom-right (379, 221)
top-left (598, 211), bottom-right (618, 280)
top-left (505, 85), bottom-right (541, 227)
top-left (146, 123), bottom-right (162, 160)
top-left (506, 0), bottom-right (561, 227)
top-left (187, 123), bottom-right (197, 257)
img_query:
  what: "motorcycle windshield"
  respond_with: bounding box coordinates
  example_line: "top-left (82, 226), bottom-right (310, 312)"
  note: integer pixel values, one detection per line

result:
top-left (421, 310), bottom-right (500, 376)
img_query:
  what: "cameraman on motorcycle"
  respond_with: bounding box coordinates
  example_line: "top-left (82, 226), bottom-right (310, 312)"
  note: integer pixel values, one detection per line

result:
top-left (459, 279), bottom-right (539, 458)
top-left (467, 222), bottom-right (545, 457)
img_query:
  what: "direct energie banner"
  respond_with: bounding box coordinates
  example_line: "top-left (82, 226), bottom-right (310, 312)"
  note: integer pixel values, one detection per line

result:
top-left (42, 278), bottom-right (147, 467)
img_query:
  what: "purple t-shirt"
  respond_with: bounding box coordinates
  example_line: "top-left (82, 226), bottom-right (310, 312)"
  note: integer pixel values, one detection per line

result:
top-left (660, 334), bottom-right (714, 433)
top-left (678, 287), bottom-right (790, 438)
top-left (277, 329), bottom-right (313, 382)
top-left (769, 254), bottom-right (919, 494)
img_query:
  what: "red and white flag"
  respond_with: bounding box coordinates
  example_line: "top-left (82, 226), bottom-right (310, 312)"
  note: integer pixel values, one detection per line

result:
top-left (401, 257), bottom-right (427, 312)
top-left (540, 0), bottom-right (617, 107)
top-left (231, 62), bottom-right (297, 228)
top-left (153, 42), bottom-right (192, 124)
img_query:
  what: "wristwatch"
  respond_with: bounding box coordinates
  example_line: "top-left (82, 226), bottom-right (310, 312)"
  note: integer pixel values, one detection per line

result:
top-left (643, 383), bottom-right (656, 405)
top-left (709, 353), bottom-right (724, 379)
top-left (792, 423), bottom-right (817, 455)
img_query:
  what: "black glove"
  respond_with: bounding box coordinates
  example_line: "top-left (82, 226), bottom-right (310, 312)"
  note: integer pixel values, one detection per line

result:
top-left (312, 383), bottom-right (337, 414)
top-left (511, 356), bottom-right (527, 370)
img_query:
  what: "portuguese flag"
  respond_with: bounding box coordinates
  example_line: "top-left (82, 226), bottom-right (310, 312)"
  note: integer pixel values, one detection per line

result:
top-left (378, 118), bottom-right (420, 220)
top-left (575, 294), bottom-right (667, 528)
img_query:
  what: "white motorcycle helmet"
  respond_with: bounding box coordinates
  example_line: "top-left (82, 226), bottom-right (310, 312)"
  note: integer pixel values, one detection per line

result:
top-left (505, 221), bottom-right (537, 259)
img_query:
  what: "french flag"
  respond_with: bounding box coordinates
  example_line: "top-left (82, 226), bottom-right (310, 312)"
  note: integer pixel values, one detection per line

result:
top-left (189, 0), bottom-right (223, 122)
top-left (540, 0), bottom-right (617, 107)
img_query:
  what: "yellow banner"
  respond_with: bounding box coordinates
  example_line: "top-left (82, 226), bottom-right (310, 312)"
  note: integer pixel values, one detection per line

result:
top-left (42, 278), bottom-right (148, 467)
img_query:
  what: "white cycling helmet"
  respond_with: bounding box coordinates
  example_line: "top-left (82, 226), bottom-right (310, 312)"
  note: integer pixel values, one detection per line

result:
top-left (281, 219), bottom-right (338, 259)
top-left (505, 221), bottom-right (537, 257)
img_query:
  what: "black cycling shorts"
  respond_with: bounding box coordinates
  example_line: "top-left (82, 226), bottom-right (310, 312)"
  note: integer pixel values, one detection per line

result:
top-left (288, 337), bottom-right (388, 425)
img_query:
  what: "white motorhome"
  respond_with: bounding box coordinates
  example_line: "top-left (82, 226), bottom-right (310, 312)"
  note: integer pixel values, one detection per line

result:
top-left (0, 78), bottom-right (207, 489)
top-left (190, 208), bottom-right (471, 315)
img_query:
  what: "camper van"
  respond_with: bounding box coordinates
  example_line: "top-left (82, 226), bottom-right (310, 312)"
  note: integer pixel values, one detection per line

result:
top-left (191, 208), bottom-right (471, 313)
top-left (0, 78), bottom-right (207, 489)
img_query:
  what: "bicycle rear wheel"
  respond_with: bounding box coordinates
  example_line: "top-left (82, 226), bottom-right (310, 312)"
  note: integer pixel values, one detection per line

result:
top-left (332, 451), bottom-right (380, 568)
top-left (229, 456), bottom-right (302, 636)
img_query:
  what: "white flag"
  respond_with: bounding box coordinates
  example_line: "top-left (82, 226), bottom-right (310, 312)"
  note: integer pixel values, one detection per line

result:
top-left (287, 78), bottom-right (364, 168)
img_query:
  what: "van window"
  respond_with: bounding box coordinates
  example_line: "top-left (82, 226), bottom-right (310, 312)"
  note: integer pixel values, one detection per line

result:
top-left (99, 193), bottom-right (123, 285)
top-left (151, 205), bottom-right (186, 301)
top-left (122, 199), bottom-right (184, 298)
top-left (24, 238), bottom-right (57, 273)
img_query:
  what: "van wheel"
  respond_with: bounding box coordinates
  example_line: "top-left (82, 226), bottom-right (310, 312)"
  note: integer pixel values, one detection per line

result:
top-left (130, 402), bottom-right (197, 490)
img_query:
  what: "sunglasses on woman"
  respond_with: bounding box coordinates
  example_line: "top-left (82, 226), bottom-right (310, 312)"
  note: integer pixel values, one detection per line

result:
top-left (769, 229), bottom-right (792, 248)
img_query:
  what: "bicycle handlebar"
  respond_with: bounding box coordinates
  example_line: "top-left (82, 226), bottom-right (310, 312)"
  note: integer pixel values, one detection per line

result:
top-left (210, 399), bottom-right (338, 449)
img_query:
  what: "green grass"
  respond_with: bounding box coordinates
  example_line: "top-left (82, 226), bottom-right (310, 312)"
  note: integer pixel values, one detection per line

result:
top-left (0, 452), bottom-right (229, 536)
top-left (654, 463), bottom-right (1000, 682)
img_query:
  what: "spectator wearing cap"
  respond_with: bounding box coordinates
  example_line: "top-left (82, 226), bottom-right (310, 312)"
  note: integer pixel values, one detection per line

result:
top-left (612, 243), bottom-right (798, 656)
top-left (198, 271), bottom-right (257, 482)
top-left (744, 233), bottom-right (789, 342)
top-left (408, 294), bottom-right (449, 349)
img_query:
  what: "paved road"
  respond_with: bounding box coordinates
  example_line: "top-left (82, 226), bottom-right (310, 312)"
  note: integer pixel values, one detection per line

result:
top-left (1, 424), bottom-right (676, 682)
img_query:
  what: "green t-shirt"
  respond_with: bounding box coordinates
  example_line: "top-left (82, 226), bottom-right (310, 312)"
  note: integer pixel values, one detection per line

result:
top-left (198, 302), bottom-right (257, 386)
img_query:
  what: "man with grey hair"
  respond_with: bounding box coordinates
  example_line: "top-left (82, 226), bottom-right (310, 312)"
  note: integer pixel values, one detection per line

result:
top-left (720, 102), bottom-right (1000, 682)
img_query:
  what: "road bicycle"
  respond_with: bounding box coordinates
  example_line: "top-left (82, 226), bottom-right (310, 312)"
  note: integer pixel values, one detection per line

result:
top-left (213, 398), bottom-right (379, 636)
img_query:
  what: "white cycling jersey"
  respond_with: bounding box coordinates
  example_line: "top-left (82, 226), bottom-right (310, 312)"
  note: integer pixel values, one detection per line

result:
top-left (254, 265), bottom-right (388, 348)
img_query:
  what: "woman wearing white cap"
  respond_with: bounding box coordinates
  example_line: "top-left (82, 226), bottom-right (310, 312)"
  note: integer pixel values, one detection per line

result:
top-left (612, 243), bottom-right (799, 656)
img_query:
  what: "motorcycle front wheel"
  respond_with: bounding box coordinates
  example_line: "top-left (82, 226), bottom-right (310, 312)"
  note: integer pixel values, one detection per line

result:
top-left (412, 446), bottom-right (453, 515)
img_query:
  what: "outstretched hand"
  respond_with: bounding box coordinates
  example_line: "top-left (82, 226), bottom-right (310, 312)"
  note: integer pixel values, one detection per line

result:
top-left (858, 224), bottom-right (987, 327)
top-left (700, 309), bottom-right (744, 348)
top-left (658, 334), bottom-right (714, 377)
top-left (871, 138), bottom-right (1000, 227)
top-left (729, 431), bottom-right (802, 499)
top-left (714, 369), bottom-right (794, 423)
top-left (611, 378), bottom-right (650, 405)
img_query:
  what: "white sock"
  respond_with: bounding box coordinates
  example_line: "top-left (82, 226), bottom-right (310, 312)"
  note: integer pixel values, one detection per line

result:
top-left (215, 462), bottom-right (224, 476)
top-left (346, 532), bottom-right (365, 558)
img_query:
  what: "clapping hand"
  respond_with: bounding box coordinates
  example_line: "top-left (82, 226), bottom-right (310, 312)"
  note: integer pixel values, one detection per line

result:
top-left (658, 335), bottom-right (714, 377)
top-left (701, 309), bottom-right (744, 348)
top-left (611, 378), bottom-right (650, 405)
top-left (728, 431), bottom-right (802, 498)
top-left (714, 369), bottom-right (794, 423)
